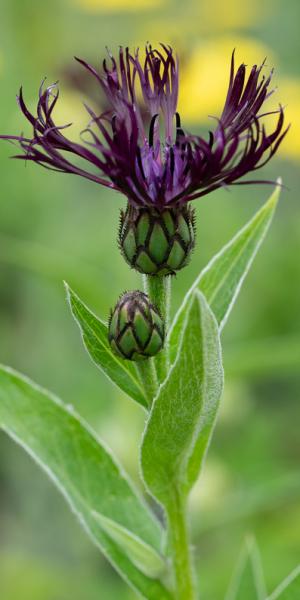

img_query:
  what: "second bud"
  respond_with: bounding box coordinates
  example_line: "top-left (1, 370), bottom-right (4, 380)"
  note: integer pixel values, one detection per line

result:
top-left (108, 291), bottom-right (165, 361)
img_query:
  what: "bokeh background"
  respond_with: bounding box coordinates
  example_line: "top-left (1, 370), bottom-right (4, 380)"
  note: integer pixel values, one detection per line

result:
top-left (0, 0), bottom-right (299, 598)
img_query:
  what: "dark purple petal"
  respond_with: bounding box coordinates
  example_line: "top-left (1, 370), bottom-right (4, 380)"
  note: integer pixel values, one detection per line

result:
top-left (0, 45), bottom-right (288, 208)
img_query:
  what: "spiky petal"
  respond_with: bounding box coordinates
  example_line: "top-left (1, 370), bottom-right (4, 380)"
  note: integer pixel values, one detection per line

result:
top-left (0, 46), bottom-right (288, 208)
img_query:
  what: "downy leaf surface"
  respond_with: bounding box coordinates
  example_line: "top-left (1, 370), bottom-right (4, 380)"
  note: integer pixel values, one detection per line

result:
top-left (0, 366), bottom-right (171, 599)
top-left (92, 511), bottom-right (166, 579)
top-left (66, 283), bottom-right (147, 408)
top-left (141, 291), bottom-right (223, 506)
top-left (169, 184), bottom-right (280, 366)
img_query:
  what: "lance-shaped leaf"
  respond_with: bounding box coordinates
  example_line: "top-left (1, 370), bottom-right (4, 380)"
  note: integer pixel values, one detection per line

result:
top-left (169, 183), bottom-right (280, 365)
top-left (0, 366), bottom-right (171, 599)
top-left (225, 537), bottom-right (267, 600)
top-left (92, 512), bottom-right (166, 579)
top-left (65, 283), bottom-right (147, 409)
top-left (141, 291), bottom-right (223, 506)
top-left (268, 565), bottom-right (300, 600)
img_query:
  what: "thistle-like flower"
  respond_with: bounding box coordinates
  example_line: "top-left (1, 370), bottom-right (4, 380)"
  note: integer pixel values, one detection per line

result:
top-left (1, 45), bottom-right (288, 274)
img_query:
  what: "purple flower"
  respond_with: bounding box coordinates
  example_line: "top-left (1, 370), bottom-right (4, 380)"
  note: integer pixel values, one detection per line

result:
top-left (1, 45), bottom-right (288, 208)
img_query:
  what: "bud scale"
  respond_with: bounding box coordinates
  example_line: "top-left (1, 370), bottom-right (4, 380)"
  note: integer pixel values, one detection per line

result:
top-left (108, 291), bottom-right (165, 361)
top-left (119, 205), bottom-right (196, 276)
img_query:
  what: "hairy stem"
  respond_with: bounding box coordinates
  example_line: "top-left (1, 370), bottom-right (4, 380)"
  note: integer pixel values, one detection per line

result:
top-left (135, 359), bottom-right (158, 405)
top-left (143, 275), bottom-right (171, 384)
top-left (167, 491), bottom-right (196, 600)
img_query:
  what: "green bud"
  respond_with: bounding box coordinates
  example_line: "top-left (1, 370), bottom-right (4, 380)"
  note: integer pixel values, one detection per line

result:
top-left (108, 291), bottom-right (165, 361)
top-left (119, 204), bottom-right (196, 276)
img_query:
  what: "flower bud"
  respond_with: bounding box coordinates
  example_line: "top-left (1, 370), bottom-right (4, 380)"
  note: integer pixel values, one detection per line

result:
top-left (119, 205), bottom-right (196, 276)
top-left (108, 291), bottom-right (165, 361)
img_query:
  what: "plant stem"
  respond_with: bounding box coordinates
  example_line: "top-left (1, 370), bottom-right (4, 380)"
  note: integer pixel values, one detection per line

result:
top-left (167, 491), bottom-right (196, 600)
top-left (135, 359), bottom-right (158, 405)
top-left (143, 275), bottom-right (171, 383)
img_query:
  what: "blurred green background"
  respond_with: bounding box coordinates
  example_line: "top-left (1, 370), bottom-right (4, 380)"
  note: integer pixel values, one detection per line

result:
top-left (0, 0), bottom-right (299, 598)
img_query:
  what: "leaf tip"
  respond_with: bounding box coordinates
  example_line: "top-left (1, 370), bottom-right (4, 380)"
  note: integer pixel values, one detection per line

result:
top-left (268, 178), bottom-right (282, 210)
top-left (194, 287), bottom-right (218, 325)
top-left (63, 281), bottom-right (75, 307)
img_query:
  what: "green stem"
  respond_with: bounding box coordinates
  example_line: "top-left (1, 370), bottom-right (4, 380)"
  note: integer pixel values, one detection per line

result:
top-left (167, 491), bottom-right (196, 600)
top-left (143, 275), bottom-right (171, 383)
top-left (135, 359), bottom-right (158, 405)
top-left (142, 276), bottom-right (195, 595)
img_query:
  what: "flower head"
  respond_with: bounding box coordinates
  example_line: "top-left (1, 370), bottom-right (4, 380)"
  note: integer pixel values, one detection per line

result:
top-left (108, 290), bottom-right (165, 360)
top-left (1, 45), bottom-right (288, 208)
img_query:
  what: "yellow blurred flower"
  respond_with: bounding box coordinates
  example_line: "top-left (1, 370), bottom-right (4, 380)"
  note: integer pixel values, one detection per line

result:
top-left (18, 89), bottom-right (90, 142)
top-left (179, 37), bottom-right (276, 124)
top-left (275, 78), bottom-right (300, 160)
top-left (179, 36), bottom-right (300, 161)
top-left (52, 90), bottom-right (91, 140)
top-left (138, 0), bottom-right (265, 41)
top-left (196, 0), bottom-right (264, 30)
top-left (72, 0), bottom-right (165, 12)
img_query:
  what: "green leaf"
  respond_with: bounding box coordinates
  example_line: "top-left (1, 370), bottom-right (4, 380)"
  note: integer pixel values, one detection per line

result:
top-left (169, 183), bottom-right (280, 365)
top-left (92, 511), bottom-right (166, 579)
top-left (65, 283), bottom-right (147, 409)
top-left (141, 290), bottom-right (223, 506)
top-left (268, 565), bottom-right (300, 600)
top-left (0, 365), bottom-right (172, 600)
top-left (225, 537), bottom-right (267, 600)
